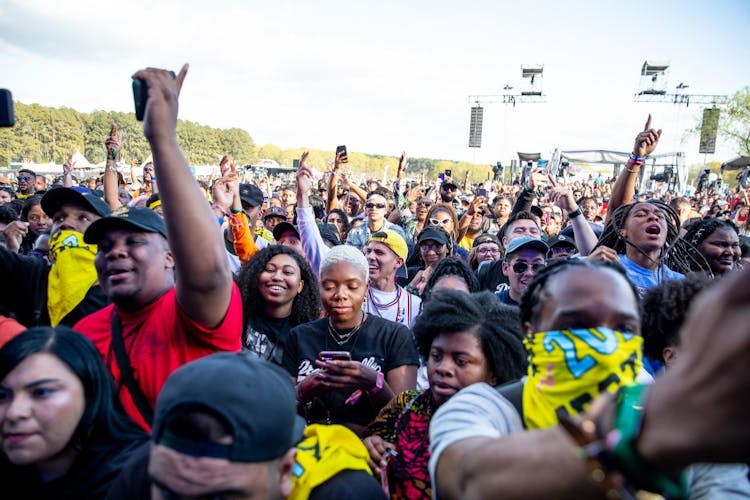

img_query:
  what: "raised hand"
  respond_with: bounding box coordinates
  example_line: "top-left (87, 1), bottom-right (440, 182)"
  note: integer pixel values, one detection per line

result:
top-left (295, 151), bottom-right (313, 197)
top-left (3, 221), bottom-right (29, 253)
top-left (397, 151), bottom-right (407, 179)
top-left (131, 64), bottom-right (189, 143)
top-left (633, 114), bottom-right (662, 158)
top-left (104, 122), bottom-right (123, 161)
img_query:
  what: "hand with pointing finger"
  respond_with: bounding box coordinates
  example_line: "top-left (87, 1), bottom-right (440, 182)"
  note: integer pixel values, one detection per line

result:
top-left (633, 114), bottom-right (662, 159)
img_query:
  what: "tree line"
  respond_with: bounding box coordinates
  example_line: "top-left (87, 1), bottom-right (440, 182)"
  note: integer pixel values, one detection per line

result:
top-left (0, 101), bottom-right (492, 182)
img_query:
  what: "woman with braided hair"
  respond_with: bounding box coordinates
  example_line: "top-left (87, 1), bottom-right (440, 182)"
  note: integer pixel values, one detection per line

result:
top-left (682, 217), bottom-right (742, 277)
top-left (591, 199), bottom-right (707, 295)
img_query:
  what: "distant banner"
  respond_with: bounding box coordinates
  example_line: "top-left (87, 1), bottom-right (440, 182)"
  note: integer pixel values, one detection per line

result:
top-left (699, 107), bottom-right (720, 154)
top-left (469, 106), bottom-right (483, 148)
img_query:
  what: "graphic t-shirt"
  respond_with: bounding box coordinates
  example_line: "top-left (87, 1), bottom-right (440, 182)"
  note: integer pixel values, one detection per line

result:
top-left (282, 315), bottom-right (420, 427)
top-left (244, 315), bottom-right (292, 365)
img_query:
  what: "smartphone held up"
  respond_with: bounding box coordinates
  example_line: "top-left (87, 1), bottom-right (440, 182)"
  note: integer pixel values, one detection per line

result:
top-left (132, 70), bottom-right (176, 121)
top-left (0, 89), bottom-right (14, 128)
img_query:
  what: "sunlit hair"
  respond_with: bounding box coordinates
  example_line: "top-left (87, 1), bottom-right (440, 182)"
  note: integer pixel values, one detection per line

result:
top-left (593, 200), bottom-right (707, 275)
top-left (426, 203), bottom-right (459, 241)
top-left (320, 244), bottom-right (369, 283)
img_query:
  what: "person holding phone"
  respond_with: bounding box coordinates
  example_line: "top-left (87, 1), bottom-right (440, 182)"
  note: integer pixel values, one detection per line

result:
top-left (282, 245), bottom-right (419, 437)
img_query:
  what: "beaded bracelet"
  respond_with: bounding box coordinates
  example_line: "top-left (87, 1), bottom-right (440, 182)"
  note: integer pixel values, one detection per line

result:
top-left (628, 152), bottom-right (647, 163)
top-left (559, 385), bottom-right (687, 499)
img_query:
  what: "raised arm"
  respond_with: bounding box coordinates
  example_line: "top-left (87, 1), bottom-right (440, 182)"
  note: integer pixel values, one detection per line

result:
top-left (103, 123), bottom-right (123, 210)
top-left (548, 181), bottom-right (598, 255)
top-left (296, 151), bottom-right (330, 276)
top-left (62, 156), bottom-right (74, 188)
top-left (133, 64), bottom-right (232, 327)
top-left (605, 115), bottom-right (662, 223)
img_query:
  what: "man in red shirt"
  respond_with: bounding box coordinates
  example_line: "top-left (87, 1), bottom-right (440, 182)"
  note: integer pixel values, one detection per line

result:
top-left (74, 64), bottom-right (241, 430)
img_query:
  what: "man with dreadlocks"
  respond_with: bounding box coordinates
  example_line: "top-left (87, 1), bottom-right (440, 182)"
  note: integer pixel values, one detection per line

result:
top-left (590, 116), bottom-right (706, 293)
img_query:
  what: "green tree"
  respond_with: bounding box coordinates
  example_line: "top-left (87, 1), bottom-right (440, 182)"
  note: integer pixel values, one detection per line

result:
top-left (720, 86), bottom-right (750, 156)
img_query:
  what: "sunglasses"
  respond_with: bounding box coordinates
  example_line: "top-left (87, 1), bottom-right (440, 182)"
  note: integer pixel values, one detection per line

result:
top-left (417, 201), bottom-right (433, 207)
top-left (420, 243), bottom-right (445, 253)
top-left (430, 217), bottom-right (451, 226)
top-left (18, 175), bottom-right (34, 181)
top-left (365, 202), bottom-right (387, 210)
top-left (511, 262), bottom-right (546, 274)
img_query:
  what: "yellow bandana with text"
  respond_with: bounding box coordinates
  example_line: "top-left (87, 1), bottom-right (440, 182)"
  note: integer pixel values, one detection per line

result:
top-left (522, 327), bottom-right (642, 430)
top-left (47, 230), bottom-right (99, 326)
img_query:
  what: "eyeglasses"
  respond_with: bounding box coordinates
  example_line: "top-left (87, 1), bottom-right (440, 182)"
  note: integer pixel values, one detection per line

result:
top-left (511, 262), bottom-right (546, 274)
top-left (551, 246), bottom-right (577, 255)
top-left (420, 243), bottom-right (445, 253)
top-left (365, 202), bottom-right (386, 210)
top-left (477, 247), bottom-right (501, 255)
top-left (430, 217), bottom-right (451, 226)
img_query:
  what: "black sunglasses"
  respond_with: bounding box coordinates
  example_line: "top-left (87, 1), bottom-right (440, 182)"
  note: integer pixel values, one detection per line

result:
top-left (511, 262), bottom-right (546, 274)
top-left (365, 202), bottom-right (387, 209)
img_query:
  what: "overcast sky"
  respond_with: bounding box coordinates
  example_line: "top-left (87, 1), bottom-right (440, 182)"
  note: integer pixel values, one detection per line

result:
top-left (1, 0), bottom-right (748, 168)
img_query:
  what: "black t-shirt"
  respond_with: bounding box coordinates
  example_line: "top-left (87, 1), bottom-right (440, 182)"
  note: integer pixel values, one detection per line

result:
top-left (282, 315), bottom-right (419, 427)
top-left (478, 259), bottom-right (509, 292)
top-left (1, 438), bottom-right (146, 500)
top-left (495, 288), bottom-right (519, 307)
top-left (244, 314), bottom-right (292, 365)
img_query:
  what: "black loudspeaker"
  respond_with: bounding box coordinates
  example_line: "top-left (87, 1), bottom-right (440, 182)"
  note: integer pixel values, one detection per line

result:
top-left (469, 106), bottom-right (483, 148)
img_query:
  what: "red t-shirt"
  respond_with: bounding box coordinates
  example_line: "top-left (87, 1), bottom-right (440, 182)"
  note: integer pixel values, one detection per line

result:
top-left (74, 284), bottom-right (242, 430)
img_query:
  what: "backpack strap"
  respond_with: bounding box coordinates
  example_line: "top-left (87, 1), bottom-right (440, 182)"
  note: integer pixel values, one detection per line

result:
top-left (111, 312), bottom-right (154, 425)
top-left (494, 379), bottom-right (524, 424)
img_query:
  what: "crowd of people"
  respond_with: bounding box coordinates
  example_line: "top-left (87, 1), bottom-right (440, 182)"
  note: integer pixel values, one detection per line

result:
top-left (1, 65), bottom-right (749, 499)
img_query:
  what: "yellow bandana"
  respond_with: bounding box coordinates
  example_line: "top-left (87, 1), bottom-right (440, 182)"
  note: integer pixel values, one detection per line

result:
top-left (47, 230), bottom-right (99, 326)
top-left (522, 327), bottom-right (642, 430)
top-left (289, 424), bottom-right (372, 500)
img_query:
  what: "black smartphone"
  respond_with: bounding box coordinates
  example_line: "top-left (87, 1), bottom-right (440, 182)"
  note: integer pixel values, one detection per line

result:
top-left (318, 351), bottom-right (352, 361)
top-left (336, 145), bottom-right (348, 159)
top-left (476, 188), bottom-right (487, 197)
top-left (132, 71), bottom-right (175, 121)
top-left (0, 89), bottom-right (14, 128)
top-left (445, 169), bottom-right (452, 177)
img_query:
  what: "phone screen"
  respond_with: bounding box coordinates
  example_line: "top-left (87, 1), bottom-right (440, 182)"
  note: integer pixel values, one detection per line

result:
top-left (319, 351), bottom-right (352, 361)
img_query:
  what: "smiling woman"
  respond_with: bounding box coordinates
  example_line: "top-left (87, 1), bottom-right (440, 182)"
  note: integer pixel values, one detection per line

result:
top-left (0, 326), bottom-right (147, 500)
top-left (237, 245), bottom-right (321, 364)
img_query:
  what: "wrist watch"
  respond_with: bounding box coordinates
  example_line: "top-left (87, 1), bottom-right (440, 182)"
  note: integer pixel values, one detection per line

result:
top-left (568, 207), bottom-right (583, 219)
top-left (368, 371), bottom-right (385, 394)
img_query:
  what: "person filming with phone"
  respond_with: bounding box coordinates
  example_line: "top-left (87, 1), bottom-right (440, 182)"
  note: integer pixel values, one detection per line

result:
top-left (281, 245), bottom-right (419, 437)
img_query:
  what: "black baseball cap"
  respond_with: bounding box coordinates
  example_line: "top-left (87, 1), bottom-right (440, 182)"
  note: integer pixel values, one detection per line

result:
top-left (417, 226), bottom-right (451, 246)
top-left (152, 353), bottom-right (305, 462)
top-left (548, 233), bottom-right (578, 250)
top-left (41, 187), bottom-right (111, 219)
top-left (83, 206), bottom-right (167, 244)
top-left (239, 183), bottom-right (264, 207)
top-left (472, 232), bottom-right (500, 248)
top-left (272, 221), bottom-right (300, 242)
top-left (263, 206), bottom-right (288, 220)
top-left (317, 222), bottom-right (340, 246)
